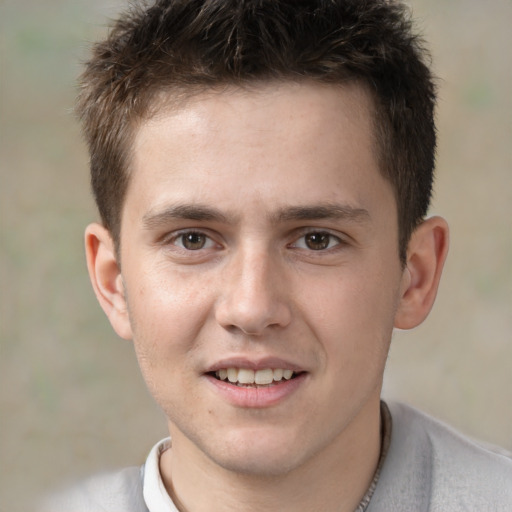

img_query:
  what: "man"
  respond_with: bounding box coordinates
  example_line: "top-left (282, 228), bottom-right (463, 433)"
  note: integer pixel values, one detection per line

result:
top-left (45, 0), bottom-right (512, 510)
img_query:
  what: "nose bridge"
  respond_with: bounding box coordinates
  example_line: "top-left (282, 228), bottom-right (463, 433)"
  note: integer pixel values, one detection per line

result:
top-left (216, 241), bottom-right (291, 335)
top-left (238, 246), bottom-right (274, 307)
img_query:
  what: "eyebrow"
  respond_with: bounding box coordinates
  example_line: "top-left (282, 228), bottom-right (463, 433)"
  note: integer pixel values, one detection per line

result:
top-left (142, 204), bottom-right (232, 230)
top-left (142, 202), bottom-right (370, 230)
top-left (271, 204), bottom-right (371, 223)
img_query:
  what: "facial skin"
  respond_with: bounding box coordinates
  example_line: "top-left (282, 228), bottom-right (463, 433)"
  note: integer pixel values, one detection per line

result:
top-left (86, 82), bottom-right (448, 511)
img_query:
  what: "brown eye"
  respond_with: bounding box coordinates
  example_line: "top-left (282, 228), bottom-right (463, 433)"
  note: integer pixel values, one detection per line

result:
top-left (179, 232), bottom-right (208, 250)
top-left (304, 232), bottom-right (332, 250)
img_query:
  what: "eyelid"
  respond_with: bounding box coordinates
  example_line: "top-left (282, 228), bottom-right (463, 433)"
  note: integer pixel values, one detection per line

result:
top-left (288, 228), bottom-right (348, 250)
top-left (160, 228), bottom-right (221, 250)
top-left (158, 227), bottom-right (350, 252)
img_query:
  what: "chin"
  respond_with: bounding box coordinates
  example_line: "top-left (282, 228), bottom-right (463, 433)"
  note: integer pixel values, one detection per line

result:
top-left (214, 451), bottom-right (300, 478)
top-left (205, 429), bottom-right (309, 478)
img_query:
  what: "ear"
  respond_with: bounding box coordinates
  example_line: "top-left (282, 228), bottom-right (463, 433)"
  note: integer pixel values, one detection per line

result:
top-left (84, 223), bottom-right (133, 340)
top-left (394, 216), bottom-right (449, 330)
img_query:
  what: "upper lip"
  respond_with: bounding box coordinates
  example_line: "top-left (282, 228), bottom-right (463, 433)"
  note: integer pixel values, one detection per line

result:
top-left (205, 356), bottom-right (305, 373)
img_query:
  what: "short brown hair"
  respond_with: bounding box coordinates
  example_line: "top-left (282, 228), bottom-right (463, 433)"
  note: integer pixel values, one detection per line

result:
top-left (77, 0), bottom-right (437, 262)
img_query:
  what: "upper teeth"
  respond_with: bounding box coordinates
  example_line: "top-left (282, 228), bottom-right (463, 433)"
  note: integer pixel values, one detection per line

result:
top-left (216, 368), bottom-right (294, 385)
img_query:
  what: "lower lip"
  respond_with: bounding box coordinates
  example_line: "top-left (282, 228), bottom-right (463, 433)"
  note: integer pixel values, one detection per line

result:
top-left (205, 373), bottom-right (307, 408)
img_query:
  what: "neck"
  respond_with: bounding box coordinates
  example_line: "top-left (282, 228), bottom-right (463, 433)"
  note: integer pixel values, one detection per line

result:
top-left (160, 398), bottom-right (382, 512)
top-left (160, 396), bottom-right (381, 512)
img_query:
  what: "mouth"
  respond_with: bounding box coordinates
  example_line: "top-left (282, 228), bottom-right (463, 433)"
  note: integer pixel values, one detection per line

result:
top-left (210, 368), bottom-right (300, 388)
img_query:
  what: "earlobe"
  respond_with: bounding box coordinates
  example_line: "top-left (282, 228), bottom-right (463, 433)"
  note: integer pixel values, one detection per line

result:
top-left (84, 223), bottom-right (133, 340)
top-left (394, 216), bottom-right (449, 330)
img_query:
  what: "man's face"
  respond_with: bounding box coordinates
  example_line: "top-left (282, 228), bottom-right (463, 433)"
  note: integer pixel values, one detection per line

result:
top-left (118, 82), bottom-right (408, 476)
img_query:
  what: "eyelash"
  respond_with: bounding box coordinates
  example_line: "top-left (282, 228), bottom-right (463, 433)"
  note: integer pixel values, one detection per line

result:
top-left (289, 231), bottom-right (343, 251)
top-left (164, 230), bottom-right (218, 251)
top-left (163, 229), bottom-right (345, 253)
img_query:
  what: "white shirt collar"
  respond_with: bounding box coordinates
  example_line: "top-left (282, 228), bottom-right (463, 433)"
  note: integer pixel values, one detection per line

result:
top-left (143, 438), bottom-right (179, 512)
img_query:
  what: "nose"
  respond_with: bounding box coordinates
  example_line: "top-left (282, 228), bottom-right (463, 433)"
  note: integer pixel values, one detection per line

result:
top-left (215, 248), bottom-right (292, 336)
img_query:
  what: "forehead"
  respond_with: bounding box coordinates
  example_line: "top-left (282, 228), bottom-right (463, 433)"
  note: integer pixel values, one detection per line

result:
top-left (126, 81), bottom-right (393, 224)
top-left (144, 81), bottom-right (377, 156)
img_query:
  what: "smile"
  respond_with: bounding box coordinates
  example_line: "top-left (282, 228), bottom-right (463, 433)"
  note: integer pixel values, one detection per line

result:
top-left (213, 368), bottom-right (297, 387)
top-left (206, 365), bottom-right (306, 407)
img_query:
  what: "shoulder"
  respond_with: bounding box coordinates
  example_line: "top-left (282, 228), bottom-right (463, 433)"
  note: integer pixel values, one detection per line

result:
top-left (39, 465), bottom-right (148, 512)
top-left (369, 401), bottom-right (512, 512)
top-left (388, 401), bottom-right (512, 473)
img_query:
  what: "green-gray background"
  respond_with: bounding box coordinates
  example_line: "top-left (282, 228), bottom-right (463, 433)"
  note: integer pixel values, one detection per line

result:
top-left (1, 0), bottom-right (511, 510)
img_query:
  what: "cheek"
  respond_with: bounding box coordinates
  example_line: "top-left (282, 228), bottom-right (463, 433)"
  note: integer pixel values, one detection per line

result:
top-left (124, 266), bottom-right (215, 364)
top-left (125, 273), bottom-right (207, 413)
top-left (305, 266), bottom-right (399, 359)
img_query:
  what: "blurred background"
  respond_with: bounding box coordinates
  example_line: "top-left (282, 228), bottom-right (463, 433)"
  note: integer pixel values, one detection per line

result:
top-left (1, 0), bottom-right (511, 509)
